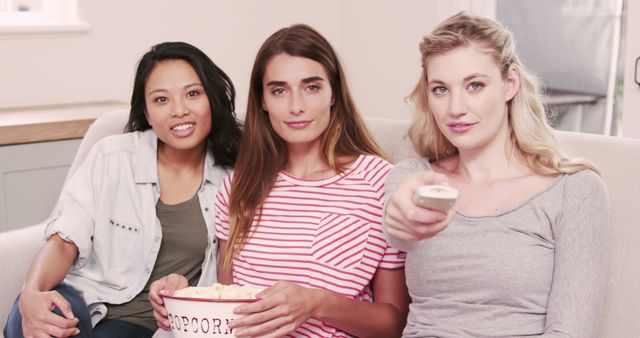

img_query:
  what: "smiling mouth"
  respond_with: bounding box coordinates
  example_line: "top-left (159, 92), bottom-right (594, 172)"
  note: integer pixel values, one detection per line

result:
top-left (172, 123), bottom-right (194, 131)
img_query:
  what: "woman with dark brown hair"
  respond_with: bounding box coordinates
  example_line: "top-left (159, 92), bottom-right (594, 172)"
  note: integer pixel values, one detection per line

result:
top-left (151, 24), bottom-right (409, 338)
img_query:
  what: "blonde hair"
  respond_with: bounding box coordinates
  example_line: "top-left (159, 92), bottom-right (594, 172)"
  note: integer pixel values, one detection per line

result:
top-left (408, 12), bottom-right (597, 175)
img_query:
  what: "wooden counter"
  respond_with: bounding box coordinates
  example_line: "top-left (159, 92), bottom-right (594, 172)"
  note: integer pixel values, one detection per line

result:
top-left (0, 101), bottom-right (128, 145)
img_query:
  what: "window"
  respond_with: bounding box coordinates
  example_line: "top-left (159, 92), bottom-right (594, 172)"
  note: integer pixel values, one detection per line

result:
top-left (0, 0), bottom-right (88, 34)
top-left (497, 0), bottom-right (625, 136)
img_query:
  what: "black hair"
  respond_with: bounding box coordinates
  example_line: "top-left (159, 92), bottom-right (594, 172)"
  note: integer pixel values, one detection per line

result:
top-left (124, 41), bottom-right (242, 167)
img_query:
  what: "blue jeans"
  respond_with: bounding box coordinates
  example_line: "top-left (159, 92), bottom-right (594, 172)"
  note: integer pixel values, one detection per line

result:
top-left (3, 284), bottom-right (154, 338)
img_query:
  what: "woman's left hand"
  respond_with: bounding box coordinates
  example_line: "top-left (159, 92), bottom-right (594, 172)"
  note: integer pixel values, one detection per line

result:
top-left (229, 280), bottom-right (321, 338)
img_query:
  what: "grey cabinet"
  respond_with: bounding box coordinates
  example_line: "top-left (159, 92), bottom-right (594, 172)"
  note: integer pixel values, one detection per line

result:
top-left (0, 139), bottom-right (80, 232)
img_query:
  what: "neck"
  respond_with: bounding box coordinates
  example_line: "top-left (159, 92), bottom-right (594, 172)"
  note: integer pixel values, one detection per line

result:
top-left (455, 126), bottom-right (526, 182)
top-left (285, 141), bottom-right (333, 180)
top-left (157, 142), bottom-right (206, 174)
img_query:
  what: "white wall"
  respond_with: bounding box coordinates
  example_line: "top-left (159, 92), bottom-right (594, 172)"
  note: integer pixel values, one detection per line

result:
top-left (622, 0), bottom-right (640, 138)
top-left (0, 0), bottom-right (494, 120)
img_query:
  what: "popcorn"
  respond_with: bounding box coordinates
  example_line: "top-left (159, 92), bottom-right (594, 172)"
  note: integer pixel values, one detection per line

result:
top-left (173, 283), bottom-right (259, 300)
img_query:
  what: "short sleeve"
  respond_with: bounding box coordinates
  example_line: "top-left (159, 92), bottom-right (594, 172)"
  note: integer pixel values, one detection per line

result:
top-left (214, 173), bottom-right (234, 241)
top-left (378, 244), bottom-right (406, 269)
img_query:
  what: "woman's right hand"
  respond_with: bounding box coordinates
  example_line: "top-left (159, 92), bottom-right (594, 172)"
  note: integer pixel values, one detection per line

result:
top-left (18, 289), bottom-right (79, 337)
top-left (385, 172), bottom-right (454, 241)
top-left (149, 273), bottom-right (188, 331)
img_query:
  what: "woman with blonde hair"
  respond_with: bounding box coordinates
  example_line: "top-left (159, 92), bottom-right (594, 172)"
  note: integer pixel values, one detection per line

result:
top-left (384, 12), bottom-right (608, 337)
top-left (151, 24), bottom-right (409, 337)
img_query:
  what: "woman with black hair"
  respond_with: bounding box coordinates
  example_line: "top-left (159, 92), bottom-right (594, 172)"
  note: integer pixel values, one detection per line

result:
top-left (3, 41), bottom-right (242, 338)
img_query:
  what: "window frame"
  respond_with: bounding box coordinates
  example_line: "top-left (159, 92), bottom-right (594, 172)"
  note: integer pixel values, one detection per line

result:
top-left (0, 0), bottom-right (88, 35)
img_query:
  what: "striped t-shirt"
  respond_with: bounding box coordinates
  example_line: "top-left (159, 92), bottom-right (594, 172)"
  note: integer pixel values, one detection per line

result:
top-left (215, 155), bottom-right (405, 337)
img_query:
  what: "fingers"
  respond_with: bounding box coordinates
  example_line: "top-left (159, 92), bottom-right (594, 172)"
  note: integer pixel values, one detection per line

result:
top-left (41, 321), bottom-right (80, 337)
top-left (148, 277), bottom-right (168, 306)
top-left (164, 274), bottom-right (188, 295)
top-left (49, 291), bottom-right (75, 320)
top-left (150, 296), bottom-right (170, 329)
top-left (386, 196), bottom-right (451, 241)
top-left (148, 274), bottom-right (187, 331)
top-left (42, 310), bottom-right (78, 331)
top-left (231, 282), bottom-right (313, 337)
top-left (384, 171), bottom-right (454, 242)
top-left (232, 296), bottom-right (277, 318)
top-left (20, 290), bottom-right (80, 338)
top-left (153, 308), bottom-right (172, 331)
top-left (234, 311), bottom-right (293, 338)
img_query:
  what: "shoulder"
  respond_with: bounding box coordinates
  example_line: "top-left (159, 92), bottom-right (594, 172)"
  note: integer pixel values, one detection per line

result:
top-left (391, 157), bottom-right (431, 175)
top-left (90, 131), bottom-right (140, 157)
top-left (563, 169), bottom-right (608, 198)
top-left (358, 154), bottom-right (393, 170)
top-left (352, 155), bottom-right (393, 178)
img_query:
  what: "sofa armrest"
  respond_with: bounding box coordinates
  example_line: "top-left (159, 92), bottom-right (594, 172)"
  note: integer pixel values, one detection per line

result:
top-left (0, 223), bottom-right (46, 329)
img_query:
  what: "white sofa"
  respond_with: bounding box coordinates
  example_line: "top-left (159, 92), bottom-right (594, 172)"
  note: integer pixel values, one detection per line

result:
top-left (1, 109), bottom-right (640, 337)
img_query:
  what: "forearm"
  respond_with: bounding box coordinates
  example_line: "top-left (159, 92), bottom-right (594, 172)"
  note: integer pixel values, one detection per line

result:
top-left (312, 289), bottom-right (405, 338)
top-left (23, 234), bottom-right (78, 292)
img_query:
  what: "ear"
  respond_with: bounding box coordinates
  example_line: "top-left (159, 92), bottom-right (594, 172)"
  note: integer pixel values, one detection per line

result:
top-left (261, 99), bottom-right (268, 112)
top-left (504, 65), bottom-right (520, 102)
top-left (331, 96), bottom-right (335, 106)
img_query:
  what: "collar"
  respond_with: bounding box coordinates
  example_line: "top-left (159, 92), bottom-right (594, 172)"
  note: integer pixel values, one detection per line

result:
top-left (134, 129), bottom-right (226, 185)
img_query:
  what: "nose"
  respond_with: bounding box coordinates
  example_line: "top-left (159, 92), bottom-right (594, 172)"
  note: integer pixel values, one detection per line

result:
top-left (290, 90), bottom-right (304, 115)
top-left (447, 90), bottom-right (467, 117)
top-left (171, 97), bottom-right (189, 118)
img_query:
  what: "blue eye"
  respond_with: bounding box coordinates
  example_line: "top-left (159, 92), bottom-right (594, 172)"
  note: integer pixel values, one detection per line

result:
top-left (468, 82), bottom-right (485, 91)
top-left (432, 86), bottom-right (447, 95)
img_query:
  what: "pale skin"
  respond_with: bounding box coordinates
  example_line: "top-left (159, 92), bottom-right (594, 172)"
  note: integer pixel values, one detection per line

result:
top-left (17, 59), bottom-right (208, 338)
top-left (149, 53), bottom-right (410, 337)
top-left (385, 44), bottom-right (557, 242)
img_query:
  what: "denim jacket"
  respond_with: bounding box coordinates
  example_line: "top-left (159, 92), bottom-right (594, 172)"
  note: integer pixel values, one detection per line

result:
top-left (44, 129), bottom-right (227, 326)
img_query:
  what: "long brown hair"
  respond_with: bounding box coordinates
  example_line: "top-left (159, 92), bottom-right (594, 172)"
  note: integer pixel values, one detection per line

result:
top-left (407, 12), bottom-right (597, 175)
top-left (224, 24), bottom-right (386, 267)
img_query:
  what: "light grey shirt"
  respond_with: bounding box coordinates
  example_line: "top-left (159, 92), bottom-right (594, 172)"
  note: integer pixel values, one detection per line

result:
top-left (384, 158), bottom-right (609, 338)
top-left (44, 129), bottom-right (227, 326)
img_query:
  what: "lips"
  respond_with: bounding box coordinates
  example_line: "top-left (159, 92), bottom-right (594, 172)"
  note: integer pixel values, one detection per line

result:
top-left (171, 122), bottom-right (196, 137)
top-left (447, 122), bottom-right (476, 133)
top-left (285, 120), bottom-right (312, 129)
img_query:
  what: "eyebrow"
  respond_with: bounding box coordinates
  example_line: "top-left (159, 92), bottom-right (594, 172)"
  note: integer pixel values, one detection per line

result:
top-left (266, 76), bottom-right (325, 87)
top-left (147, 83), bottom-right (202, 96)
top-left (428, 73), bottom-right (489, 85)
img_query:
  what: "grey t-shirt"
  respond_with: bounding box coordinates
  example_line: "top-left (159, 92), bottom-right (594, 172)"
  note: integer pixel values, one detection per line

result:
top-left (384, 158), bottom-right (609, 338)
top-left (105, 193), bottom-right (208, 330)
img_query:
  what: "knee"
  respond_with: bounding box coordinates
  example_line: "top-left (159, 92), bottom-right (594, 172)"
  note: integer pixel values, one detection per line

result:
top-left (4, 296), bottom-right (25, 338)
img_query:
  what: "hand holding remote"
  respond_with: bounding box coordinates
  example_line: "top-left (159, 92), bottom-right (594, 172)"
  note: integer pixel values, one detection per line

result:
top-left (413, 185), bottom-right (459, 212)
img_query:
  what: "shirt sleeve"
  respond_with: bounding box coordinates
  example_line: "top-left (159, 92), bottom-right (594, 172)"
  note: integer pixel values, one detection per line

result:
top-left (44, 142), bottom-right (106, 268)
top-left (542, 170), bottom-right (609, 338)
top-left (362, 156), bottom-right (406, 269)
top-left (378, 244), bottom-right (406, 269)
top-left (214, 173), bottom-right (234, 241)
top-left (382, 158), bottom-right (431, 252)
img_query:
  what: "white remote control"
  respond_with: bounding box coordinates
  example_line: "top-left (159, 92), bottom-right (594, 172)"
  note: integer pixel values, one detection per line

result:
top-left (414, 185), bottom-right (459, 212)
